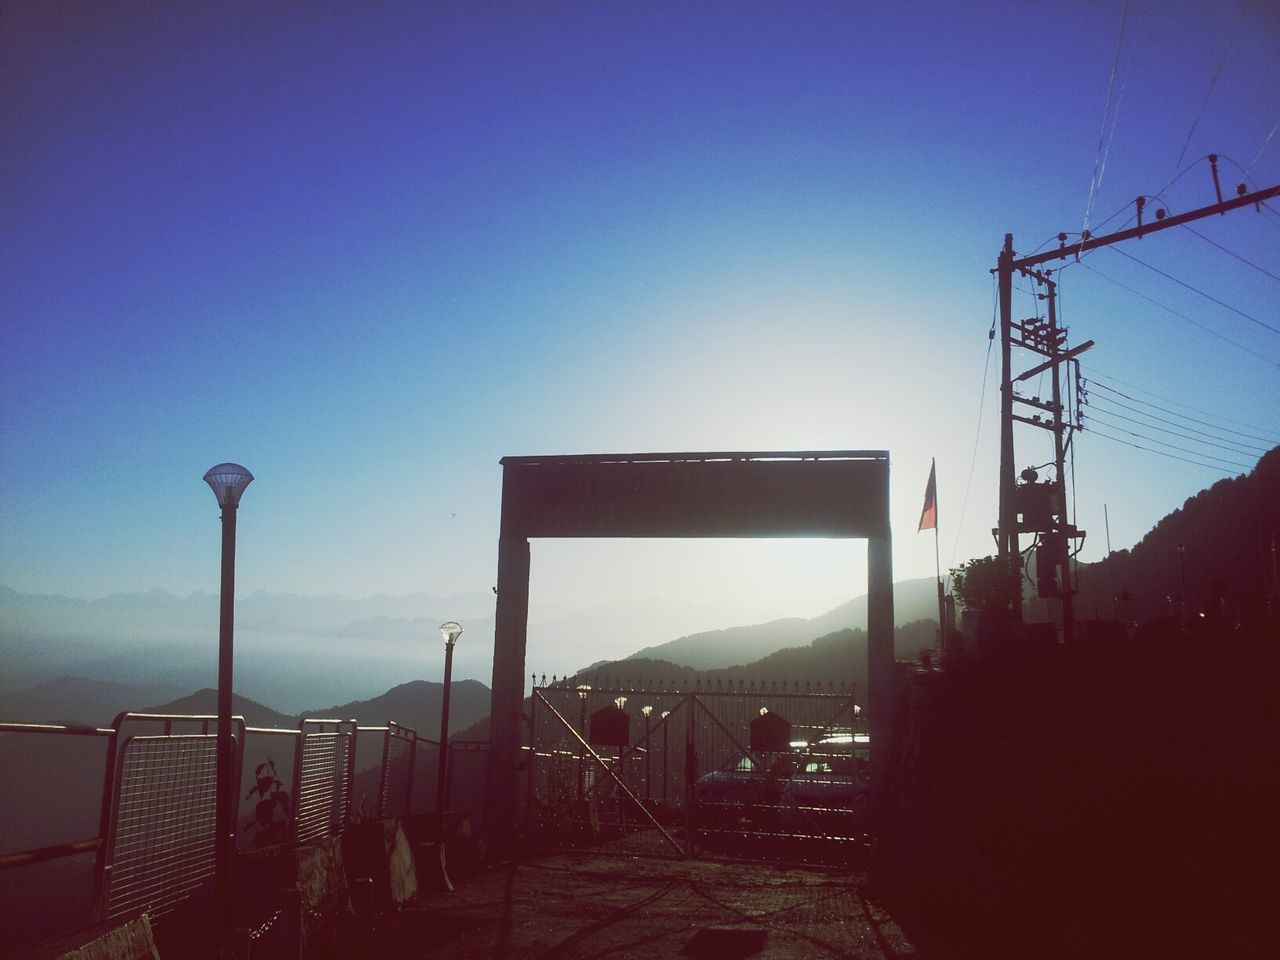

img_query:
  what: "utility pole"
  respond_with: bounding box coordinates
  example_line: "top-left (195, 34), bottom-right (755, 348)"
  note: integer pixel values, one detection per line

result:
top-left (997, 234), bottom-right (1019, 621)
top-left (1005, 270), bottom-right (1090, 644)
top-left (994, 163), bottom-right (1279, 645)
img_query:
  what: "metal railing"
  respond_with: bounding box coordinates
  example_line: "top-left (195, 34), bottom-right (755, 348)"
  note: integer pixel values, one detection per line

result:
top-left (291, 719), bottom-right (356, 845)
top-left (1, 712), bottom-right (486, 951)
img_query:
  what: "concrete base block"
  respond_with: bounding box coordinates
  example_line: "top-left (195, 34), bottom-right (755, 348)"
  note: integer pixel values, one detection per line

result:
top-left (55, 915), bottom-right (160, 960)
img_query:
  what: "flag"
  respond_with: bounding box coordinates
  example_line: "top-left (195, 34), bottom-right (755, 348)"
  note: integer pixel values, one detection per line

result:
top-left (917, 460), bottom-right (937, 532)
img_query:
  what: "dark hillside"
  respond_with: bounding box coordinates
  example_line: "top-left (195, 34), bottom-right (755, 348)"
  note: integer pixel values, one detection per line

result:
top-left (143, 688), bottom-right (297, 728)
top-left (878, 631), bottom-right (1280, 959)
top-left (305, 678), bottom-right (491, 737)
top-left (1073, 445), bottom-right (1280, 624)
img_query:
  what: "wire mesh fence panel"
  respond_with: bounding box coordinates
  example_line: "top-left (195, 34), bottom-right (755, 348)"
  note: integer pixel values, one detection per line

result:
top-left (378, 724), bottom-right (416, 820)
top-left (293, 722), bottom-right (354, 845)
top-left (445, 740), bottom-right (489, 820)
top-left (240, 729), bottom-right (300, 852)
top-left (100, 734), bottom-right (218, 922)
top-left (409, 740), bottom-right (441, 817)
top-left (525, 681), bottom-right (867, 863)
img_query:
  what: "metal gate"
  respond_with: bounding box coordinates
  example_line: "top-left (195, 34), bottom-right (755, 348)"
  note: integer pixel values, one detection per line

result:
top-left (524, 679), bottom-right (868, 863)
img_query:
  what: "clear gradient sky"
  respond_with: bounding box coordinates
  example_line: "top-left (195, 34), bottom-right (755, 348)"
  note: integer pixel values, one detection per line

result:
top-left (3, 1), bottom-right (1278, 629)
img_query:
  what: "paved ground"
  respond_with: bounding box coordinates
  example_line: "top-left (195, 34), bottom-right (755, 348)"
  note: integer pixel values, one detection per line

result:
top-left (360, 853), bottom-right (920, 960)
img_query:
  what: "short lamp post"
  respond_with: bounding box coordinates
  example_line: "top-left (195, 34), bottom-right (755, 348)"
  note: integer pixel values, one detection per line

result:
top-left (576, 685), bottom-right (591, 803)
top-left (437, 621), bottom-right (463, 820)
top-left (641, 706), bottom-right (653, 801)
top-left (660, 710), bottom-right (671, 803)
top-left (203, 462), bottom-right (253, 931)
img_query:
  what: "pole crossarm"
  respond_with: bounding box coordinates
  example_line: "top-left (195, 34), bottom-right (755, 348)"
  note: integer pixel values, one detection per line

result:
top-left (1011, 183), bottom-right (1280, 270)
top-left (1016, 341), bottom-right (1094, 382)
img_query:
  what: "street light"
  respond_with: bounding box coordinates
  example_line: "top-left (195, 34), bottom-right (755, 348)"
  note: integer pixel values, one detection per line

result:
top-left (437, 621), bottom-right (463, 820)
top-left (203, 462), bottom-right (253, 931)
top-left (1178, 544), bottom-right (1188, 627)
top-left (576, 685), bottom-right (591, 804)
top-left (659, 710), bottom-right (671, 803)
top-left (641, 706), bottom-right (653, 801)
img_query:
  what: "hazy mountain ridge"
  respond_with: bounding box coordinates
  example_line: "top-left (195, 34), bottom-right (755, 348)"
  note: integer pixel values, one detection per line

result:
top-left (7, 676), bottom-right (494, 737)
top-left (143, 688), bottom-right (297, 728)
top-left (627, 576), bottom-right (942, 668)
top-left (308, 678), bottom-right (491, 737)
top-left (15, 433), bottom-right (1272, 727)
top-left (0, 675), bottom-right (185, 727)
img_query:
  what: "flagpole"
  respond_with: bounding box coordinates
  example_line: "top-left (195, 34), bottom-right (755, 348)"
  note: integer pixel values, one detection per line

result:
top-left (931, 458), bottom-right (945, 650)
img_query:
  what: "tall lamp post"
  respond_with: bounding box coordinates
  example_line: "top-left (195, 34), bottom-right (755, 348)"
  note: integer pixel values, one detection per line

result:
top-left (437, 621), bottom-right (463, 821)
top-left (203, 462), bottom-right (253, 930)
top-left (1178, 543), bottom-right (1188, 627)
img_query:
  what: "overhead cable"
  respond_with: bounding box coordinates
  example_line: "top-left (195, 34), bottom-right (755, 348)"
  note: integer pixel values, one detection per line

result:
top-left (1085, 379), bottom-right (1279, 444)
top-left (1246, 115), bottom-right (1280, 177)
top-left (950, 278), bottom-right (999, 577)
top-left (1085, 426), bottom-right (1253, 474)
top-left (1182, 224), bottom-right (1280, 283)
top-left (1085, 396), bottom-right (1268, 455)
top-left (1083, 364), bottom-right (1280, 436)
top-left (1171, 0), bottom-right (1252, 174)
top-left (1082, 0), bottom-right (1133, 240)
top-left (1079, 261), bottom-right (1280, 365)
top-left (1084, 413), bottom-right (1255, 470)
top-left (1105, 245), bottom-right (1280, 337)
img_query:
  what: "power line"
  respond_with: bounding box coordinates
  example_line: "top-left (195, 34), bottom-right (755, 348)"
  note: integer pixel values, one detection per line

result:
top-left (1172, 0), bottom-right (1251, 174)
top-left (950, 279), bottom-right (999, 578)
top-left (1085, 425), bottom-right (1254, 475)
top-left (1085, 378), bottom-right (1280, 445)
top-left (1247, 115), bottom-right (1280, 177)
top-left (1086, 395), bottom-right (1269, 456)
top-left (1082, 364), bottom-right (1280, 436)
top-left (1105, 245), bottom-right (1280, 337)
top-left (1084, 412), bottom-right (1255, 470)
top-left (1083, 0), bottom-right (1133, 239)
top-left (1079, 261), bottom-right (1280, 366)
top-left (1182, 224), bottom-right (1280, 283)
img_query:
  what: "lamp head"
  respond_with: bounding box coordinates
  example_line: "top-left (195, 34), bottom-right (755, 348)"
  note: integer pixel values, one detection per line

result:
top-left (203, 463), bottom-right (254, 509)
top-left (641, 705), bottom-right (653, 718)
top-left (439, 621), bottom-right (463, 646)
top-left (577, 684), bottom-right (591, 701)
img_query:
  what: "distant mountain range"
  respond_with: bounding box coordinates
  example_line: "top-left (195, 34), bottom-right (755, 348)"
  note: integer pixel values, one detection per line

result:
top-left (10, 441), bottom-right (1273, 732)
top-left (0, 575), bottom-right (947, 710)
top-left (1, 677), bottom-right (497, 738)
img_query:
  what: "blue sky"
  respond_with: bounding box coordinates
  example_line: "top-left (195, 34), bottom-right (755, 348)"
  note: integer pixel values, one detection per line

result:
top-left (2, 1), bottom-right (1278, 630)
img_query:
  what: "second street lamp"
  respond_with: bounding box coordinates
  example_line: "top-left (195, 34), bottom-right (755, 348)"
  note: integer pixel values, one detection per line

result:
top-left (437, 621), bottom-right (463, 820)
top-left (641, 705), bottom-right (653, 802)
top-left (576, 685), bottom-right (591, 804)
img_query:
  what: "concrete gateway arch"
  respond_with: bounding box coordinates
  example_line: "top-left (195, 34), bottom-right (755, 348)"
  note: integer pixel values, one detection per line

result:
top-left (484, 451), bottom-right (895, 854)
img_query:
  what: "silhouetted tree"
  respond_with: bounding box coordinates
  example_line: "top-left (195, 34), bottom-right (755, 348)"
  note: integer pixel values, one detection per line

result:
top-left (950, 555), bottom-right (1020, 615)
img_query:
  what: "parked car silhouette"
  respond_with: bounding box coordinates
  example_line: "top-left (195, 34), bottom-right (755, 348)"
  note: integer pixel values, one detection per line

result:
top-left (694, 732), bottom-right (870, 833)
